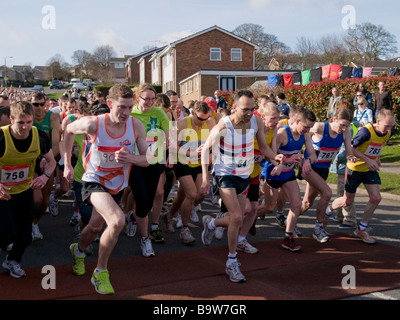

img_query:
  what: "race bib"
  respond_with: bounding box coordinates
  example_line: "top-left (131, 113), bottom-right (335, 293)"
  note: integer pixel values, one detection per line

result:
top-left (232, 152), bottom-right (253, 175)
top-left (1, 164), bottom-right (29, 186)
top-left (364, 142), bottom-right (383, 159)
top-left (96, 146), bottom-right (124, 172)
top-left (317, 147), bottom-right (339, 163)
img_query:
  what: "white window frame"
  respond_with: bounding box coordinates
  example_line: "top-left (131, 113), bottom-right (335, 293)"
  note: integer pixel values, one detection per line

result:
top-left (210, 48), bottom-right (221, 61)
top-left (231, 48), bottom-right (242, 61)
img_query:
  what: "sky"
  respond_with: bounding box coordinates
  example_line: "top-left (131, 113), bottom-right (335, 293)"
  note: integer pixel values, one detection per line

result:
top-left (1, 0), bottom-right (399, 67)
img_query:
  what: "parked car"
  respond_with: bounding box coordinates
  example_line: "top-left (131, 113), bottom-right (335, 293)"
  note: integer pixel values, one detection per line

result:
top-left (72, 82), bottom-right (88, 91)
top-left (70, 78), bottom-right (81, 84)
top-left (49, 80), bottom-right (62, 89)
top-left (28, 85), bottom-right (44, 93)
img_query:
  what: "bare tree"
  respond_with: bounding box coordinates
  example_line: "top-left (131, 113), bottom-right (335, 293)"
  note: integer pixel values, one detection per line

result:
top-left (46, 54), bottom-right (71, 80)
top-left (294, 36), bottom-right (319, 70)
top-left (344, 23), bottom-right (397, 62)
top-left (317, 34), bottom-right (351, 65)
top-left (88, 45), bottom-right (116, 84)
top-left (232, 23), bottom-right (291, 70)
top-left (71, 49), bottom-right (92, 78)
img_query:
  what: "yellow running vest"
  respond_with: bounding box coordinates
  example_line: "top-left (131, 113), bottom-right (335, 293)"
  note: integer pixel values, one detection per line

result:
top-left (347, 123), bottom-right (391, 172)
top-left (251, 128), bottom-right (274, 178)
top-left (0, 126), bottom-right (41, 194)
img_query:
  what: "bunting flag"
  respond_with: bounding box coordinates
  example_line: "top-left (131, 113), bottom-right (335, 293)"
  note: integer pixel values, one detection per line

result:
top-left (310, 67), bottom-right (322, 82)
top-left (262, 63), bottom-right (399, 90)
top-left (283, 73), bottom-right (293, 87)
top-left (353, 67), bottom-right (363, 78)
top-left (322, 65), bottom-right (331, 79)
top-left (267, 75), bottom-right (277, 87)
top-left (293, 72), bottom-right (302, 85)
top-left (329, 65), bottom-right (342, 80)
top-left (301, 70), bottom-right (311, 85)
top-left (340, 66), bottom-right (353, 80)
top-left (362, 67), bottom-right (373, 78)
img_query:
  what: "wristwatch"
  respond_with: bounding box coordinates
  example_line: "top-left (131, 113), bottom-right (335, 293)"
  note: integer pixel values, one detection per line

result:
top-left (44, 172), bottom-right (51, 178)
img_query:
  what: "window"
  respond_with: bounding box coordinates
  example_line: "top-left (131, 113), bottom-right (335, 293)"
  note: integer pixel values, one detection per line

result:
top-left (210, 48), bottom-right (221, 61)
top-left (114, 63), bottom-right (124, 69)
top-left (220, 77), bottom-right (235, 92)
top-left (231, 48), bottom-right (242, 61)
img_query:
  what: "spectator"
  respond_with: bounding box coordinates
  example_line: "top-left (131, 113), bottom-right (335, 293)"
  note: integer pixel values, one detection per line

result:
top-left (276, 93), bottom-right (290, 117)
top-left (374, 81), bottom-right (393, 120)
top-left (353, 82), bottom-right (372, 110)
top-left (326, 87), bottom-right (343, 119)
top-left (214, 90), bottom-right (227, 109)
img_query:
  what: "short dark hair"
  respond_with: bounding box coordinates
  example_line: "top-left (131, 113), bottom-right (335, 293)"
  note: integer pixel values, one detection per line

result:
top-left (233, 90), bottom-right (254, 103)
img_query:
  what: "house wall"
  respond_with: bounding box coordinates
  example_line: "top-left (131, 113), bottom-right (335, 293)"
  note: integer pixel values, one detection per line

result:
top-left (174, 29), bottom-right (255, 96)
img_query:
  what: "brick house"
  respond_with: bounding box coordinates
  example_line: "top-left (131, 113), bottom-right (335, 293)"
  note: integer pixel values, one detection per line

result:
top-left (126, 47), bottom-right (166, 85)
top-left (152, 25), bottom-right (258, 95)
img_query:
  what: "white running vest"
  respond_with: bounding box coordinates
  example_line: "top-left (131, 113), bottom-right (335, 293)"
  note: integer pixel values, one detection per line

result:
top-left (82, 114), bottom-right (136, 194)
top-left (213, 115), bottom-right (257, 179)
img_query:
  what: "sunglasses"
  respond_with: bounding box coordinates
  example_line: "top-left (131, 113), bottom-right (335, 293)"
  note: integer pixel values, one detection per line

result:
top-left (32, 102), bottom-right (45, 107)
top-left (195, 113), bottom-right (209, 121)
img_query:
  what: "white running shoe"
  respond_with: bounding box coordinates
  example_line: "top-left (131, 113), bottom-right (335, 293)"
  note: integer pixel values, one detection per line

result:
top-left (2, 256), bottom-right (26, 278)
top-left (141, 238), bottom-right (155, 257)
top-left (32, 223), bottom-right (43, 241)
top-left (225, 260), bottom-right (246, 283)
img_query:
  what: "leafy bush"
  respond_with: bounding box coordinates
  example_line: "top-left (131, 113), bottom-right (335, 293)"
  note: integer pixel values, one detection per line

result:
top-left (224, 76), bottom-right (400, 132)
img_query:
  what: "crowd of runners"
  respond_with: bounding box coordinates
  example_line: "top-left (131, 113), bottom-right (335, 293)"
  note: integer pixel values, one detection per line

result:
top-left (0, 81), bottom-right (395, 295)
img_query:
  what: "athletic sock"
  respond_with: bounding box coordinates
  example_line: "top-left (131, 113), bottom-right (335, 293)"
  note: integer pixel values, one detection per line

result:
top-left (359, 222), bottom-right (368, 231)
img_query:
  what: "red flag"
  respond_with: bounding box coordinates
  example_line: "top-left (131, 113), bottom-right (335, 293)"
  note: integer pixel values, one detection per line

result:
top-left (322, 65), bottom-right (331, 79)
top-left (283, 73), bottom-right (293, 87)
top-left (329, 65), bottom-right (342, 80)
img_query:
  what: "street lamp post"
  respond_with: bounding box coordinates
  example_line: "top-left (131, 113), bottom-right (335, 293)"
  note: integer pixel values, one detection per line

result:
top-left (4, 56), bottom-right (13, 87)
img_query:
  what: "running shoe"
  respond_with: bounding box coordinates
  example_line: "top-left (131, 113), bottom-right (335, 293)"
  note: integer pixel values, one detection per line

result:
top-left (313, 226), bottom-right (330, 243)
top-left (236, 239), bottom-right (259, 254)
top-left (91, 270), bottom-right (115, 295)
top-left (32, 223), bottom-right (43, 241)
top-left (179, 227), bottom-right (196, 244)
top-left (176, 213), bottom-right (183, 228)
top-left (150, 227), bottom-right (165, 243)
top-left (293, 224), bottom-right (302, 237)
top-left (201, 215), bottom-right (215, 246)
top-left (162, 213), bottom-right (175, 233)
top-left (124, 210), bottom-right (136, 237)
top-left (2, 256), bottom-right (26, 278)
top-left (69, 243), bottom-right (86, 276)
top-left (276, 214), bottom-right (286, 228)
top-left (48, 194), bottom-right (59, 217)
top-left (141, 238), bottom-right (155, 257)
top-left (281, 236), bottom-right (302, 252)
top-left (225, 260), bottom-right (246, 283)
top-left (354, 227), bottom-right (376, 244)
top-left (190, 206), bottom-right (199, 223)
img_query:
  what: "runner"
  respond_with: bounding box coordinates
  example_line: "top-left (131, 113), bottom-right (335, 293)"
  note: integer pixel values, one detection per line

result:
top-left (128, 83), bottom-right (171, 257)
top-left (299, 107), bottom-right (356, 242)
top-left (200, 90), bottom-right (284, 283)
top-left (31, 92), bottom-right (60, 239)
top-left (0, 101), bottom-right (56, 278)
top-left (164, 101), bottom-right (215, 243)
top-left (261, 106), bottom-right (316, 252)
top-left (63, 84), bottom-right (148, 295)
top-left (329, 109), bottom-right (395, 244)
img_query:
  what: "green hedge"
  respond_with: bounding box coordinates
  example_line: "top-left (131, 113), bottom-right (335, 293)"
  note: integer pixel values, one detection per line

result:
top-left (222, 76), bottom-right (400, 132)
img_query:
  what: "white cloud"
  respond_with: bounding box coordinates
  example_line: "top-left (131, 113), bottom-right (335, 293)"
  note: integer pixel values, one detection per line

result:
top-left (89, 28), bottom-right (133, 54)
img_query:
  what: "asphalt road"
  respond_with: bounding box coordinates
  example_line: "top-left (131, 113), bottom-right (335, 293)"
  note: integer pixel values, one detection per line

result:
top-left (1, 181), bottom-right (400, 300)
